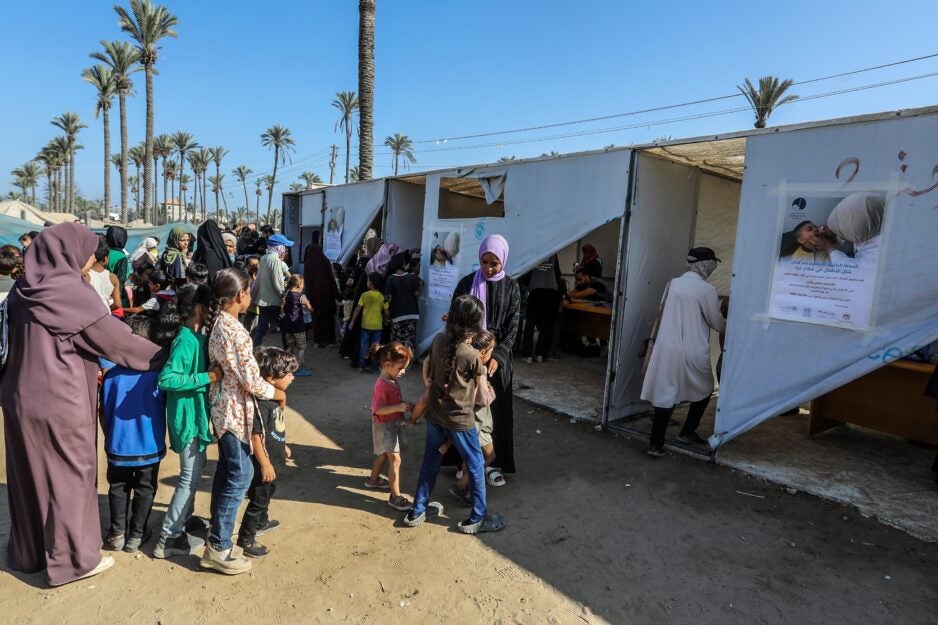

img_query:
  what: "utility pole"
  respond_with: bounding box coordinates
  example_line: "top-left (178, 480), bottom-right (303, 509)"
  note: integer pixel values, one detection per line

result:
top-left (328, 144), bottom-right (338, 184)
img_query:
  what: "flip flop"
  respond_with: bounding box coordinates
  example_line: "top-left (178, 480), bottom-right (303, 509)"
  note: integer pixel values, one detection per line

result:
top-left (448, 484), bottom-right (473, 506)
top-left (457, 513), bottom-right (507, 535)
top-left (363, 477), bottom-right (390, 490)
top-left (485, 467), bottom-right (506, 487)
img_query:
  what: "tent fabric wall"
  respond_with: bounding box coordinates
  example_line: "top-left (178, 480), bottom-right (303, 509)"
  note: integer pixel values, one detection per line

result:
top-left (324, 180), bottom-right (386, 265)
top-left (384, 180), bottom-right (425, 251)
top-left (416, 150), bottom-right (632, 353)
top-left (300, 191), bottom-right (324, 228)
top-left (693, 173), bottom-right (741, 298)
top-left (713, 112), bottom-right (938, 447)
top-left (605, 154), bottom-right (702, 420)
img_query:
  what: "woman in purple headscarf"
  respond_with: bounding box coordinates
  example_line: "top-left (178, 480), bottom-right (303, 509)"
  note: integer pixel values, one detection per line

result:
top-left (0, 223), bottom-right (165, 586)
top-left (452, 234), bottom-right (520, 474)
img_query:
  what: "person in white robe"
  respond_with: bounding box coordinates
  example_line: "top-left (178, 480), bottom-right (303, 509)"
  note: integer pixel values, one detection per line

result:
top-left (641, 247), bottom-right (726, 456)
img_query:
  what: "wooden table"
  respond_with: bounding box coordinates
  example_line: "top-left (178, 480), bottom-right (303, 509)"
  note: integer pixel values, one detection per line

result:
top-left (560, 300), bottom-right (613, 341)
top-left (808, 360), bottom-right (938, 445)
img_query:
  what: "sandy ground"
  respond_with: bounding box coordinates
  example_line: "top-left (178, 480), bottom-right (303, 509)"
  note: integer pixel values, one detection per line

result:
top-left (1, 348), bottom-right (937, 625)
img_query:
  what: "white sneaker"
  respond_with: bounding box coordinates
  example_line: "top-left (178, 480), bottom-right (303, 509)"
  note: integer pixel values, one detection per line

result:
top-left (49, 555), bottom-right (115, 587)
top-left (199, 545), bottom-right (252, 575)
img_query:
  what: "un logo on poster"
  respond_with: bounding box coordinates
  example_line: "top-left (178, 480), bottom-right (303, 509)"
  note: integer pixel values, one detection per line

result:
top-left (475, 221), bottom-right (486, 240)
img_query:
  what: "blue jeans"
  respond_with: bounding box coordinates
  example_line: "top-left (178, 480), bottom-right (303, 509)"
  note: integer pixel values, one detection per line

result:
top-left (412, 422), bottom-right (487, 524)
top-left (160, 438), bottom-right (207, 538)
top-left (251, 305), bottom-right (281, 346)
top-left (209, 432), bottom-right (254, 551)
top-left (359, 328), bottom-right (383, 371)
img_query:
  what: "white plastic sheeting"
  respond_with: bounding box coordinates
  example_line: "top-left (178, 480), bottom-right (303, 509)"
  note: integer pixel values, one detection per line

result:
top-left (323, 180), bottom-right (386, 265)
top-left (606, 155), bottom-right (702, 419)
top-left (416, 150), bottom-right (632, 353)
top-left (384, 180), bottom-right (425, 251)
top-left (713, 111), bottom-right (938, 447)
top-left (300, 190), bottom-right (324, 230)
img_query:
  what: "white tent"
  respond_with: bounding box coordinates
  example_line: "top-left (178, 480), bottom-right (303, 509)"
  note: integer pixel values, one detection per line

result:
top-left (713, 107), bottom-right (938, 447)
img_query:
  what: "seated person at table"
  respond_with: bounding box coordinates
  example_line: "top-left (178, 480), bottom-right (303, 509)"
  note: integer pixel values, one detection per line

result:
top-left (567, 269), bottom-right (612, 303)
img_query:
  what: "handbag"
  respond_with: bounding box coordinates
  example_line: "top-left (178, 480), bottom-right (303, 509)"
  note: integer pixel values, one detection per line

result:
top-left (639, 281), bottom-right (671, 376)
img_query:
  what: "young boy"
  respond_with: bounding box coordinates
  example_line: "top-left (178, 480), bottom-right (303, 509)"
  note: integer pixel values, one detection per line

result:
top-left (237, 346), bottom-right (298, 557)
top-left (83, 242), bottom-right (122, 313)
top-left (100, 315), bottom-right (167, 553)
top-left (349, 272), bottom-right (389, 373)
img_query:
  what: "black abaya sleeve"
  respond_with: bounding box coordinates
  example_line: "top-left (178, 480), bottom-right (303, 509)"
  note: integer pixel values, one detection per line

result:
top-left (492, 278), bottom-right (521, 367)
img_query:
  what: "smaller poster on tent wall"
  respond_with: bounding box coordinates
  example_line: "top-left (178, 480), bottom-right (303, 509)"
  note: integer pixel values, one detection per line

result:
top-left (428, 229), bottom-right (462, 301)
top-left (323, 206), bottom-right (345, 261)
top-left (768, 191), bottom-right (886, 330)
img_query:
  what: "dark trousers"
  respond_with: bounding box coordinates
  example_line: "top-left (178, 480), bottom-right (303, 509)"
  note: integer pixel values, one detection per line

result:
top-left (251, 305), bottom-right (281, 346)
top-left (521, 289), bottom-right (559, 358)
top-left (238, 456), bottom-right (277, 545)
top-left (649, 396), bottom-right (712, 449)
top-left (491, 371), bottom-right (516, 474)
top-left (106, 461), bottom-right (160, 539)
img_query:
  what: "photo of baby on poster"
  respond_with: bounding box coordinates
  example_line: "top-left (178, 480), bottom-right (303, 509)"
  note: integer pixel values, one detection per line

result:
top-left (428, 229), bottom-right (461, 301)
top-left (769, 191), bottom-right (886, 330)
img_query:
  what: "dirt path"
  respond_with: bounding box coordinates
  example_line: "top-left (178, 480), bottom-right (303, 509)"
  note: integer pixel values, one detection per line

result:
top-left (1, 348), bottom-right (936, 624)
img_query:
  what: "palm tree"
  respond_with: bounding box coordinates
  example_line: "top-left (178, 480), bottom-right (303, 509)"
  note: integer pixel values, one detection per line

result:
top-left (129, 174), bottom-right (140, 213)
top-left (540, 151), bottom-right (561, 157)
top-left (187, 150), bottom-right (205, 221)
top-left (11, 162), bottom-right (41, 206)
top-left (12, 175), bottom-right (29, 201)
top-left (737, 76), bottom-right (798, 129)
top-left (358, 0), bottom-right (375, 180)
top-left (163, 159), bottom-right (178, 219)
top-left (178, 173), bottom-right (191, 217)
top-left (384, 133), bottom-right (416, 176)
top-left (209, 146), bottom-right (228, 220)
top-left (332, 91), bottom-right (358, 183)
top-left (172, 131), bottom-right (198, 209)
top-left (116, 0), bottom-right (179, 224)
top-left (233, 165), bottom-right (252, 214)
top-left (82, 64), bottom-right (116, 214)
top-left (349, 166), bottom-right (361, 182)
top-left (91, 40), bottom-right (140, 221)
top-left (299, 171), bottom-right (323, 189)
top-left (498, 156), bottom-right (516, 162)
top-left (261, 174), bottom-right (276, 223)
top-left (50, 112), bottom-right (87, 212)
top-left (260, 125), bottom-right (295, 223)
top-left (129, 144), bottom-right (146, 214)
top-left (289, 183), bottom-right (304, 193)
top-left (197, 147), bottom-right (211, 219)
top-left (154, 133), bottom-right (173, 222)
top-left (49, 137), bottom-right (70, 211)
top-left (210, 173), bottom-right (226, 220)
top-left (254, 177), bottom-right (263, 215)
top-left (35, 145), bottom-right (59, 209)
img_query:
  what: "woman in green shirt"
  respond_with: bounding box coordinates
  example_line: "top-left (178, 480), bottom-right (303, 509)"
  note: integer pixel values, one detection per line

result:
top-left (105, 226), bottom-right (130, 307)
top-left (154, 283), bottom-right (223, 559)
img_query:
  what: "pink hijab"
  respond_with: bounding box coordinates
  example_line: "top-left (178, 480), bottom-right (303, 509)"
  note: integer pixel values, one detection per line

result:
top-left (366, 242), bottom-right (400, 277)
top-left (470, 234), bottom-right (509, 330)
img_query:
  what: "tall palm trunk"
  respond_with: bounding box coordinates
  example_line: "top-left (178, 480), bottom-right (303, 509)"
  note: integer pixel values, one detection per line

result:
top-left (57, 168), bottom-right (64, 212)
top-left (135, 161), bottom-right (141, 214)
top-left (152, 154), bottom-right (159, 224)
top-left (170, 176), bottom-right (175, 218)
top-left (62, 154), bottom-right (69, 211)
top-left (267, 146), bottom-right (279, 224)
top-left (68, 148), bottom-right (75, 211)
top-left (358, 0), bottom-right (375, 180)
top-left (142, 68), bottom-right (154, 224)
top-left (393, 154), bottom-right (399, 176)
top-left (214, 162), bottom-right (221, 221)
top-left (162, 157), bottom-right (169, 223)
top-left (46, 172), bottom-right (53, 209)
top-left (30, 183), bottom-right (36, 207)
top-left (202, 170), bottom-right (208, 222)
top-left (242, 180), bottom-right (249, 217)
top-left (119, 92), bottom-right (129, 222)
top-left (192, 171), bottom-right (200, 222)
top-left (255, 188), bottom-right (259, 215)
top-left (102, 106), bottom-right (111, 214)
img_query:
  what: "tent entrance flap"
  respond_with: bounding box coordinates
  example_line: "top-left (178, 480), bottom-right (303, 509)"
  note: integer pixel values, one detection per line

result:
top-left (605, 153), bottom-right (702, 424)
top-left (322, 179), bottom-right (386, 265)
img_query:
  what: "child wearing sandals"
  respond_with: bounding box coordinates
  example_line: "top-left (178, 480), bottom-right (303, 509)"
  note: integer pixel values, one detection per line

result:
top-left (445, 329), bottom-right (504, 506)
top-left (364, 342), bottom-right (416, 511)
top-left (402, 295), bottom-right (506, 534)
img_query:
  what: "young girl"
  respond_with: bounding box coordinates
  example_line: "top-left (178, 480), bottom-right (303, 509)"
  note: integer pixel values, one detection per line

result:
top-left (280, 275), bottom-right (313, 377)
top-left (365, 342), bottom-right (416, 511)
top-left (403, 295), bottom-right (506, 534)
top-left (153, 283), bottom-right (222, 559)
top-left (201, 268), bottom-right (286, 575)
top-left (384, 252), bottom-right (421, 351)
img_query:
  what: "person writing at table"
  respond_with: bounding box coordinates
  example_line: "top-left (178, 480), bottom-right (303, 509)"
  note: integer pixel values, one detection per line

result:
top-left (567, 268), bottom-right (612, 303)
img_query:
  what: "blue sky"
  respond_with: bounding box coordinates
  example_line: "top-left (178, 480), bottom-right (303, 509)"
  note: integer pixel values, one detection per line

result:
top-left (3, 0), bottom-right (938, 207)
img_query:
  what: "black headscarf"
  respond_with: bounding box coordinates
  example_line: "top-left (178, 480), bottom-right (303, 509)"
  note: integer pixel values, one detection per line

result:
top-left (192, 219), bottom-right (233, 281)
top-left (105, 226), bottom-right (128, 251)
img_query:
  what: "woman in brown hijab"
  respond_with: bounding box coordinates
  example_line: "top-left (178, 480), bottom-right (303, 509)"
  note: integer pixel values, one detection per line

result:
top-left (0, 223), bottom-right (165, 586)
top-left (303, 244), bottom-right (340, 347)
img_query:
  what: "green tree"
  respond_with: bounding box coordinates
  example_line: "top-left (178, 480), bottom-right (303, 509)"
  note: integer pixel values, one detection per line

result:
top-left (299, 171), bottom-right (323, 189)
top-left (233, 165), bottom-right (253, 214)
top-left (737, 76), bottom-right (798, 129)
top-left (358, 0), bottom-right (376, 180)
top-left (349, 165), bottom-right (361, 182)
top-left (187, 149), bottom-right (207, 222)
top-left (289, 182), bottom-right (304, 193)
top-left (254, 177), bottom-right (263, 215)
top-left (163, 159), bottom-right (178, 218)
top-left (209, 146), bottom-right (228, 221)
top-left (11, 162), bottom-right (41, 206)
top-left (172, 131), bottom-right (198, 210)
top-left (332, 91), bottom-right (358, 183)
top-left (260, 125), bottom-right (295, 224)
top-left (116, 0), bottom-right (179, 223)
top-left (91, 40), bottom-right (140, 221)
top-left (35, 143), bottom-right (63, 210)
top-left (384, 132), bottom-right (416, 176)
top-left (50, 112), bottom-right (87, 212)
top-left (82, 64), bottom-right (116, 213)
top-left (154, 133), bottom-right (173, 223)
top-left (129, 144), bottom-right (146, 214)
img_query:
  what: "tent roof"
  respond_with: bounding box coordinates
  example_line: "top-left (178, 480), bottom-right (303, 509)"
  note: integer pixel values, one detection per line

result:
top-left (0, 199), bottom-right (79, 225)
